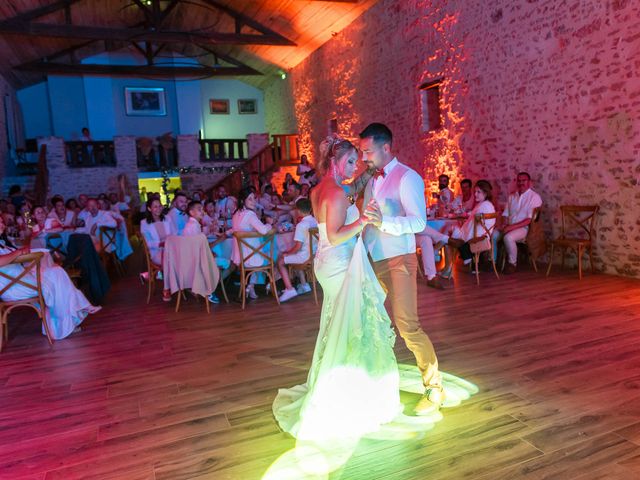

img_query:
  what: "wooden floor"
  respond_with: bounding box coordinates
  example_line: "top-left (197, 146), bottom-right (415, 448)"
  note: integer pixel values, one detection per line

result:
top-left (1, 264), bottom-right (640, 480)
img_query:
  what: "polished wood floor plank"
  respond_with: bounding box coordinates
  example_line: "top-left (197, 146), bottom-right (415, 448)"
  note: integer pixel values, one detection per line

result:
top-left (0, 266), bottom-right (639, 478)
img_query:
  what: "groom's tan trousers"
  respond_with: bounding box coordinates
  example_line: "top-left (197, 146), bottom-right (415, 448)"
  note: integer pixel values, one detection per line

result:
top-left (373, 253), bottom-right (439, 387)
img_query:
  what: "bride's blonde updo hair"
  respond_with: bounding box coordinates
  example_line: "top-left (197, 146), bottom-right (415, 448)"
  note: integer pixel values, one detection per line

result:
top-left (318, 134), bottom-right (356, 177)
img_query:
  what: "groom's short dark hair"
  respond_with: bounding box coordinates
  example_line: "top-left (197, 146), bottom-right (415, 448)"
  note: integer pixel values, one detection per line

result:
top-left (359, 123), bottom-right (393, 146)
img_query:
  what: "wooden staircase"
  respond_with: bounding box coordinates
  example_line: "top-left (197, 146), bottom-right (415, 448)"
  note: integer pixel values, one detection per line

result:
top-left (209, 134), bottom-right (300, 195)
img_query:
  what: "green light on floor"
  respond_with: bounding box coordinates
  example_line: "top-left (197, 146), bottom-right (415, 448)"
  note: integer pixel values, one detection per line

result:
top-left (263, 366), bottom-right (478, 478)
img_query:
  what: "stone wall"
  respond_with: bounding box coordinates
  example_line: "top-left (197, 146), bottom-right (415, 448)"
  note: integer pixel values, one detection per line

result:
top-left (287, 0), bottom-right (640, 277)
top-left (264, 76), bottom-right (298, 140)
top-left (42, 136), bottom-right (138, 201)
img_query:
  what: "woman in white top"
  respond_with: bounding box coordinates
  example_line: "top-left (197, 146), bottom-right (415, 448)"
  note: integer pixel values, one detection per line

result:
top-left (140, 197), bottom-right (174, 301)
top-left (230, 187), bottom-right (274, 299)
top-left (440, 180), bottom-right (496, 278)
top-left (0, 216), bottom-right (101, 340)
top-left (30, 206), bottom-right (63, 238)
top-left (140, 198), bottom-right (173, 265)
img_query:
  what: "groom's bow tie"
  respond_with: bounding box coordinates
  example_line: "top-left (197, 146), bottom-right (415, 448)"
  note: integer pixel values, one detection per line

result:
top-left (373, 169), bottom-right (386, 180)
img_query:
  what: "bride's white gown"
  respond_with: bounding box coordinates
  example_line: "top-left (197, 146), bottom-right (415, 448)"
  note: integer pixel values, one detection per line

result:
top-left (273, 205), bottom-right (403, 440)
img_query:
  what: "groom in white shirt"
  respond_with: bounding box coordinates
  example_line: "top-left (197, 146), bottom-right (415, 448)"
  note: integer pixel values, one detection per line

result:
top-left (359, 123), bottom-right (443, 414)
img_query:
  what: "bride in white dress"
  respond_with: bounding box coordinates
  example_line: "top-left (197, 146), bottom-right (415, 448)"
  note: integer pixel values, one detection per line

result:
top-left (273, 136), bottom-right (401, 441)
top-left (268, 136), bottom-right (479, 479)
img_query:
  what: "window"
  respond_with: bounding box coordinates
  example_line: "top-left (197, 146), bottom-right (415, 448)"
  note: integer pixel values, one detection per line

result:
top-left (328, 118), bottom-right (338, 135)
top-left (420, 79), bottom-right (442, 132)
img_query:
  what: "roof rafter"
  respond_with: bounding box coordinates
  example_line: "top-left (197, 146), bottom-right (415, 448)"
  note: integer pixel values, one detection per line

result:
top-left (15, 61), bottom-right (262, 78)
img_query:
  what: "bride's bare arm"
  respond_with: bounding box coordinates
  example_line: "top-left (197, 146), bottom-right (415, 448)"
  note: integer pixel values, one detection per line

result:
top-left (325, 190), bottom-right (368, 246)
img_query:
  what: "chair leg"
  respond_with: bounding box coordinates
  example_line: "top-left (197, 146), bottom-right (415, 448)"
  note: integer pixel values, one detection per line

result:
top-left (270, 272), bottom-right (280, 305)
top-left (589, 247), bottom-right (595, 273)
top-left (147, 276), bottom-right (153, 304)
top-left (219, 277), bottom-right (229, 304)
top-left (529, 249), bottom-right (538, 273)
top-left (311, 270), bottom-right (318, 305)
top-left (40, 310), bottom-right (54, 347)
top-left (205, 295), bottom-right (210, 314)
top-left (0, 311), bottom-right (5, 352)
top-left (578, 245), bottom-right (583, 280)
top-left (546, 244), bottom-right (555, 277)
top-left (561, 248), bottom-right (566, 271)
top-left (175, 290), bottom-right (182, 312)
top-left (241, 274), bottom-right (246, 310)
top-left (474, 254), bottom-right (480, 285)
top-left (491, 252), bottom-right (500, 280)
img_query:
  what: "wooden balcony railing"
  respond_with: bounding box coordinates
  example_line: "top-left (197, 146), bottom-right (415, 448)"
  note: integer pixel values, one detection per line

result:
top-left (272, 134), bottom-right (300, 165)
top-left (137, 143), bottom-right (178, 171)
top-left (200, 138), bottom-right (248, 162)
top-left (66, 141), bottom-right (116, 168)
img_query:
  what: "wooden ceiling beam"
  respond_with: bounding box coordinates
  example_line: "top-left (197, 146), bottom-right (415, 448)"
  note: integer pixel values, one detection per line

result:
top-left (197, 0), bottom-right (294, 40)
top-left (0, 0), bottom-right (82, 25)
top-left (0, 22), bottom-right (296, 46)
top-left (197, 45), bottom-right (252, 69)
top-left (15, 62), bottom-right (262, 77)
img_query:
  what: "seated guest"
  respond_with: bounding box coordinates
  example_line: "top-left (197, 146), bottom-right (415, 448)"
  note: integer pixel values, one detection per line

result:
top-left (276, 182), bottom-right (304, 224)
top-left (0, 216), bottom-right (101, 339)
top-left (140, 198), bottom-right (173, 302)
top-left (300, 183), bottom-right (311, 198)
top-left (436, 174), bottom-right (454, 213)
top-left (30, 206), bottom-right (63, 237)
top-left (231, 187), bottom-right (274, 300)
top-left (214, 186), bottom-right (237, 228)
top-left (99, 198), bottom-right (120, 223)
top-left (108, 192), bottom-right (130, 213)
top-left (182, 200), bottom-right (204, 236)
top-left (440, 180), bottom-right (496, 279)
top-left (296, 154), bottom-right (312, 178)
top-left (277, 198), bottom-right (318, 302)
top-left (49, 196), bottom-right (76, 228)
top-left (140, 198), bottom-right (173, 265)
top-left (76, 198), bottom-right (117, 250)
top-left (99, 198), bottom-right (133, 261)
top-left (259, 185), bottom-right (279, 221)
top-left (452, 178), bottom-right (475, 213)
top-left (182, 200), bottom-right (222, 304)
top-left (202, 200), bottom-right (219, 235)
top-left (494, 172), bottom-right (542, 274)
top-left (415, 225), bottom-right (448, 290)
top-left (65, 198), bottom-right (80, 215)
top-left (77, 194), bottom-right (89, 212)
top-left (282, 173), bottom-right (295, 193)
top-left (166, 192), bottom-right (188, 235)
top-left (8, 185), bottom-right (25, 211)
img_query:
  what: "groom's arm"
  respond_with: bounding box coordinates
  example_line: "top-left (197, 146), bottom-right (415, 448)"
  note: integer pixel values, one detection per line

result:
top-left (378, 171), bottom-right (427, 236)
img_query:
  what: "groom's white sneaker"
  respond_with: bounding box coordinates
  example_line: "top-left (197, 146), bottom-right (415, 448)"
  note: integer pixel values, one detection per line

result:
top-left (279, 288), bottom-right (298, 303)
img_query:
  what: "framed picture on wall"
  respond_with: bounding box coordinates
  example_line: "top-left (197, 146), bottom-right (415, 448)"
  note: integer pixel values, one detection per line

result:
top-left (209, 99), bottom-right (230, 114)
top-left (124, 87), bottom-right (166, 116)
top-left (237, 99), bottom-right (257, 114)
